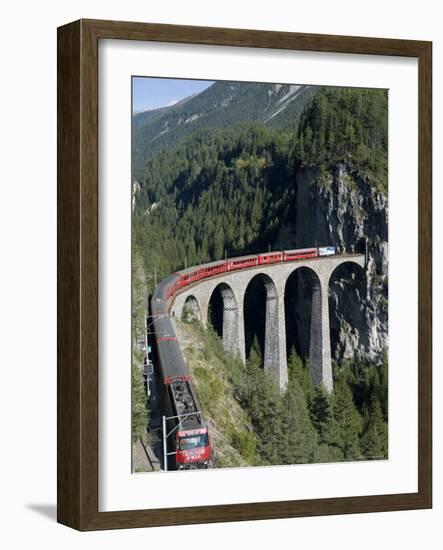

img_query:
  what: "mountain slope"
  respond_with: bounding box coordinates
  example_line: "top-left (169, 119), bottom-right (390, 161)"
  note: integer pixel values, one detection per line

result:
top-left (132, 81), bottom-right (315, 174)
top-left (132, 92), bottom-right (197, 131)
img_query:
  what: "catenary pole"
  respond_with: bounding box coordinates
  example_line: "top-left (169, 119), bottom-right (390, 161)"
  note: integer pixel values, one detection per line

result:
top-left (162, 415), bottom-right (168, 472)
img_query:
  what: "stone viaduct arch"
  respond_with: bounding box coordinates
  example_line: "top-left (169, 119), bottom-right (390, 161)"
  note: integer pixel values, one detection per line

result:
top-left (181, 295), bottom-right (202, 323)
top-left (284, 267), bottom-right (321, 359)
top-left (208, 282), bottom-right (240, 359)
top-left (244, 274), bottom-right (283, 386)
top-left (284, 267), bottom-right (324, 386)
top-left (171, 254), bottom-right (366, 392)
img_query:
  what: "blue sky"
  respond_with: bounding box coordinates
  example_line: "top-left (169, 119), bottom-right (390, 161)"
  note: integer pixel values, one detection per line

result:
top-left (132, 77), bottom-right (214, 113)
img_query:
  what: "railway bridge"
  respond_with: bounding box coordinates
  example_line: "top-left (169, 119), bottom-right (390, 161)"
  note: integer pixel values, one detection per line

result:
top-left (170, 253), bottom-right (366, 392)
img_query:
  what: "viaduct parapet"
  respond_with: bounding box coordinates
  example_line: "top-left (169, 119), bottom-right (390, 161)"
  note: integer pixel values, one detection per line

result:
top-left (170, 254), bottom-right (365, 392)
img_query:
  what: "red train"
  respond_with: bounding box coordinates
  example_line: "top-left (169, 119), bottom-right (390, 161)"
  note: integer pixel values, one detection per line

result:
top-left (166, 247), bottom-right (334, 300)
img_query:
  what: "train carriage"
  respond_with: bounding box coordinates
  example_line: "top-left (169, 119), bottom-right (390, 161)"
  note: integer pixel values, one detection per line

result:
top-left (197, 259), bottom-right (229, 279)
top-left (227, 254), bottom-right (258, 270)
top-left (258, 251), bottom-right (284, 265)
top-left (283, 247), bottom-right (318, 261)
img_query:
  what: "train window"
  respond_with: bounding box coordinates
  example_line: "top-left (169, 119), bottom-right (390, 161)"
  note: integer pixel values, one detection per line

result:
top-left (178, 434), bottom-right (209, 450)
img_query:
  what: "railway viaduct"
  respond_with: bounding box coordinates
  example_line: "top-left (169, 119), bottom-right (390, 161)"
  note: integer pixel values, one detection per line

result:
top-left (170, 254), bottom-right (366, 392)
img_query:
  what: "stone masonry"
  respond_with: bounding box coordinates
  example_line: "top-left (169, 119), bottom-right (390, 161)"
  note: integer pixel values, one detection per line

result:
top-left (171, 254), bottom-right (365, 391)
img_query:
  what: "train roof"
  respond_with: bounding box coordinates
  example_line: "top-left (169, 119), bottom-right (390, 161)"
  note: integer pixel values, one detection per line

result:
top-left (176, 259), bottom-right (228, 277)
top-left (156, 335), bottom-right (189, 380)
top-left (228, 253), bottom-right (260, 262)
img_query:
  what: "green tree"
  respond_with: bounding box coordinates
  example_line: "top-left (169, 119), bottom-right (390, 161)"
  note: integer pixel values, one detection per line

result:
top-left (212, 228), bottom-right (225, 260)
top-left (279, 376), bottom-right (318, 464)
top-left (360, 422), bottom-right (383, 459)
top-left (361, 399), bottom-right (388, 459)
top-left (287, 348), bottom-right (310, 394)
top-left (243, 343), bottom-right (284, 464)
top-left (332, 380), bottom-right (362, 460)
top-left (131, 362), bottom-right (149, 443)
top-left (309, 385), bottom-right (332, 433)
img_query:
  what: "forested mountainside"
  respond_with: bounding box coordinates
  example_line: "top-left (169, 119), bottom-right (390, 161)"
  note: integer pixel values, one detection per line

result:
top-left (132, 81), bottom-right (315, 173)
top-left (133, 85), bottom-right (388, 363)
top-left (176, 319), bottom-right (388, 466)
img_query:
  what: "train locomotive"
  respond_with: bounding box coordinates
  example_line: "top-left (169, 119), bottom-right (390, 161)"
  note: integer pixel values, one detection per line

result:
top-left (151, 246), bottom-right (336, 470)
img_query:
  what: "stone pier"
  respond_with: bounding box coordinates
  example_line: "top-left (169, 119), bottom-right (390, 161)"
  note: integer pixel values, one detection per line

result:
top-left (219, 283), bottom-right (240, 358)
top-left (309, 281), bottom-right (333, 392)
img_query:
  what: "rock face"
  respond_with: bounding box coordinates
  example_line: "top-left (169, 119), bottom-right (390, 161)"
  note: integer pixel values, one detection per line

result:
top-left (276, 163), bottom-right (388, 364)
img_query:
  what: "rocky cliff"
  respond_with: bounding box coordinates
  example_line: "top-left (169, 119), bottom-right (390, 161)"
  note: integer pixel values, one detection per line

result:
top-left (276, 163), bottom-right (388, 364)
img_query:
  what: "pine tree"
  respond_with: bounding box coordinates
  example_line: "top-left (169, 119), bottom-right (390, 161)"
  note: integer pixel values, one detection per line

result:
top-left (360, 422), bottom-right (383, 459)
top-left (280, 376), bottom-right (318, 464)
top-left (308, 385), bottom-right (344, 462)
top-left (213, 228), bottom-right (225, 260)
top-left (288, 348), bottom-right (310, 393)
top-left (332, 381), bottom-right (362, 461)
top-left (243, 341), bottom-right (285, 464)
top-left (186, 237), bottom-right (197, 266)
top-left (309, 385), bottom-right (332, 433)
top-left (200, 235), bottom-right (209, 262)
top-left (361, 399), bottom-right (387, 459)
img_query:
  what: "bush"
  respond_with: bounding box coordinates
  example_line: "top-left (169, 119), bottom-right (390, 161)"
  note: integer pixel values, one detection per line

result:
top-left (231, 429), bottom-right (257, 462)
